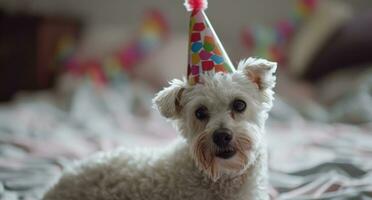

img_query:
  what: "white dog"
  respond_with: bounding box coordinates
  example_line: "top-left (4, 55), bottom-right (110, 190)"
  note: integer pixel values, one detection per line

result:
top-left (43, 58), bottom-right (276, 200)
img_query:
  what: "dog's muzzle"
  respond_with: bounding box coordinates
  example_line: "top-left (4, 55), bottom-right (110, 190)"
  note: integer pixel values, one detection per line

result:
top-left (213, 128), bottom-right (236, 159)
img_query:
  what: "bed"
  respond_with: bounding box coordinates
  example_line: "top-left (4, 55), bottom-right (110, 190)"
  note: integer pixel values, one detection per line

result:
top-left (0, 77), bottom-right (371, 200)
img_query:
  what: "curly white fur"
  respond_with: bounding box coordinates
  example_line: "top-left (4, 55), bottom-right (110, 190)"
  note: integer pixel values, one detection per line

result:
top-left (43, 58), bottom-right (276, 200)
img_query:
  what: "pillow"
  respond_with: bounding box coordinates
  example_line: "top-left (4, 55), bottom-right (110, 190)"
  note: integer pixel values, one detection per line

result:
top-left (288, 1), bottom-right (353, 79)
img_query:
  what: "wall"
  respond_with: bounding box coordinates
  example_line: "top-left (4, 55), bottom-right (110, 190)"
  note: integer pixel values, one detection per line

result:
top-left (1, 0), bottom-right (371, 60)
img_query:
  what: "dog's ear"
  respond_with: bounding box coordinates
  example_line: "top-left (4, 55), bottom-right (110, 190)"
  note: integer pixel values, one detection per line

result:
top-left (238, 58), bottom-right (277, 90)
top-left (153, 79), bottom-right (185, 119)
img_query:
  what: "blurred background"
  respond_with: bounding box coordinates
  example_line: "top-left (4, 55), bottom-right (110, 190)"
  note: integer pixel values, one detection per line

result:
top-left (1, 0), bottom-right (372, 199)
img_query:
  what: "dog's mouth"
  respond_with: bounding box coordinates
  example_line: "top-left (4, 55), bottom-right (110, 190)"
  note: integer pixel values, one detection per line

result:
top-left (215, 147), bottom-right (236, 159)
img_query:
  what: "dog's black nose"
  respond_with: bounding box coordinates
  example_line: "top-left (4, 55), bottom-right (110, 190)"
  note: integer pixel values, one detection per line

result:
top-left (212, 129), bottom-right (232, 147)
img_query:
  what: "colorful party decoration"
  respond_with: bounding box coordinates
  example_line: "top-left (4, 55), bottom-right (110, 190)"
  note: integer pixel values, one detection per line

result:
top-left (56, 9), bottom-right (169, 86)
top-left (184, 0), bottom-right (235, 85)
top-left (241, 0), bottom-right (318, 66)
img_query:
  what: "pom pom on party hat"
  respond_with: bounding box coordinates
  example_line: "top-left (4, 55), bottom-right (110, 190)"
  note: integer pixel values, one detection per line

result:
top-left (184, 0), bottom-right (235, 85)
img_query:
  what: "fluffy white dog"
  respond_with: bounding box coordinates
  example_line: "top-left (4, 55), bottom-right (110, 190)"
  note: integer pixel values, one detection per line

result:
top-left (43, 58), bottom-right (276, 200)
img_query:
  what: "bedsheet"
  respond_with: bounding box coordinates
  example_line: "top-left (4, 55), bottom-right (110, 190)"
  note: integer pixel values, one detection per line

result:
top-left (0, 81), bottom-right (371, 200)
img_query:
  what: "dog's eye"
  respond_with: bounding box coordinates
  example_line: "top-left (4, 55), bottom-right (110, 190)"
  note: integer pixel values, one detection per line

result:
top-left (195, 106), bottom-right (209, 120)
top-left (232, 99), bottom-right (246, 113)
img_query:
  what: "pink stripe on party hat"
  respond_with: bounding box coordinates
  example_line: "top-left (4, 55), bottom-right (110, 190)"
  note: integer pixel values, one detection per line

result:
top-left (184, 0), bottom-right (235, 85)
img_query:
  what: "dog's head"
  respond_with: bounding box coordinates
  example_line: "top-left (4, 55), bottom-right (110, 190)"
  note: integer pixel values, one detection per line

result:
top-left (153, 58), bottom-right (276, 181)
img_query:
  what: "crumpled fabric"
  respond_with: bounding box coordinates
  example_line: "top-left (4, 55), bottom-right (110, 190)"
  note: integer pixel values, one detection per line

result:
top-left (0, 80), bottom-right (371, 200)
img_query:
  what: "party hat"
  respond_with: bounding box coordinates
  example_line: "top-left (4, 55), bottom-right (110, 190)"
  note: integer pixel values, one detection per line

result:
top-left (184, 0), bottom-right (235, 85)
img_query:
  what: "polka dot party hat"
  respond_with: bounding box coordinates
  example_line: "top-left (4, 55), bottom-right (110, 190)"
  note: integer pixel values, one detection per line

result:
top-left (184, 0), bottom-right (235, 85)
